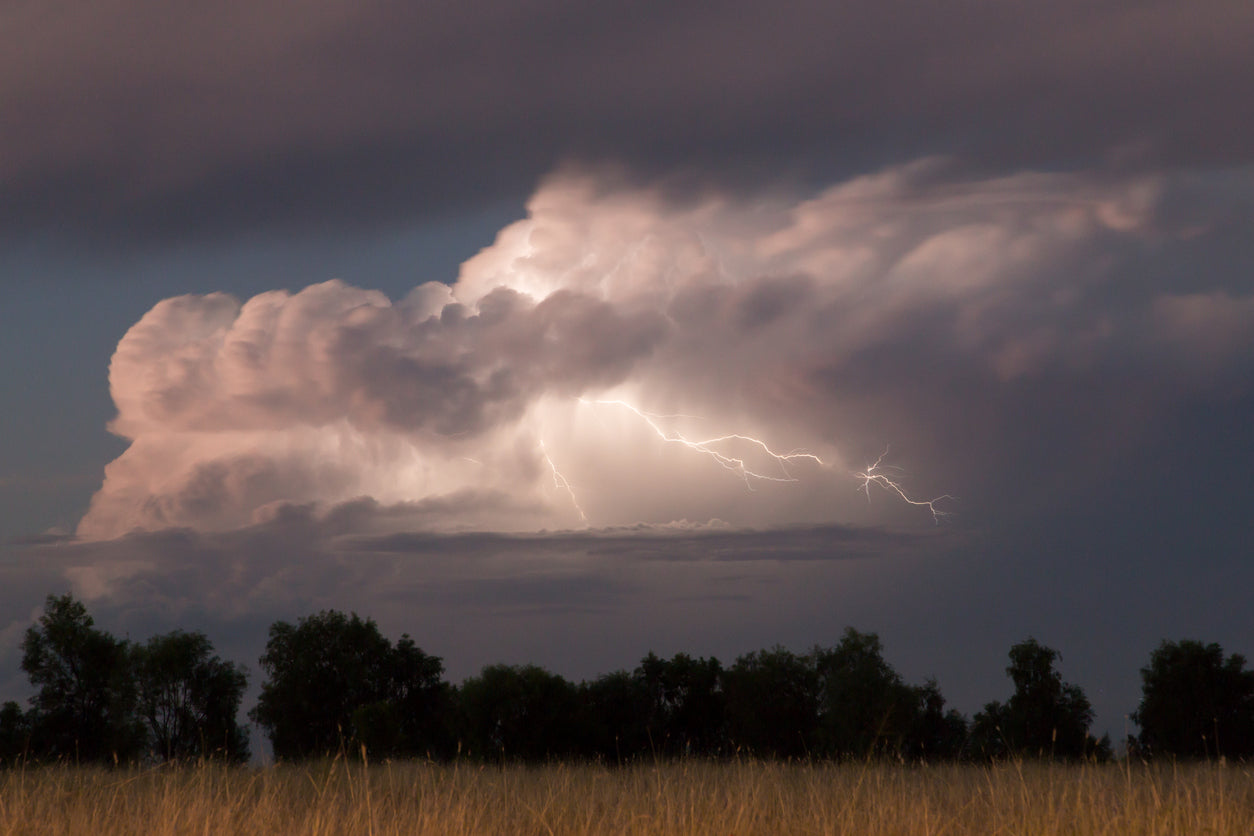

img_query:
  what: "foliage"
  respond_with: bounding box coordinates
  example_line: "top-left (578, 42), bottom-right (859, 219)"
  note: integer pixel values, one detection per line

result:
top-left (0, 701), bottom-right (30, 764)
top-left (354, 635), bottom-right (454, 759)
top-left (458, 664), bottom-right (581, 761)
top-left (31, 593), bottom-right (1235, 767)
top-left (723, 646), bottom-right (818, 758)
top-left (812, 628), bottom-right (921, 757)
top-left (971, 637), bottom-right (1109, 760)
top-left (904, 679), bottom-right (969, 760)
top-left (578, 670), bottom-right (653, 762)
top-left (132, 630), bottom-right (249, 762)
top-left (635, 652), bottom-right (725, 756)
top-left (1134, 639), bottom-right (1254, 759)
top-left (20, 594), bottom-right (144, 762)
top-left (250, 610), bottom-right (448, 760)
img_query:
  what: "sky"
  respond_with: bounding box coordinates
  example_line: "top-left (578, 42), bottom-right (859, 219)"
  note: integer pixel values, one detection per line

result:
top-left (2, 0), bottom-right (1253, 740)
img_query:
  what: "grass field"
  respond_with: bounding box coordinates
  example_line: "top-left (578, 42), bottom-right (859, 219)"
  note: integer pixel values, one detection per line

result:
top-left (0, 758), bottom-right (1251, 835)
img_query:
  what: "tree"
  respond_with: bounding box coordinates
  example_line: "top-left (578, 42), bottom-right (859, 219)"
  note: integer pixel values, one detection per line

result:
top-left (723, 646), bottom-right (818, 758)
top-left (251, 610), bottom-right (448, 759)
top-left (578, 670), bottom-right (653, 763)
top-left (1134, 639), bottom-right (1254, 759)
top-left (812, 629), bottom-right (917, 758)
top-left (903, 679), bottom-right (968, 761)
top-left (351, 635), bottom-right (453, 759)
top-left (968, 700), bottom-right (1010, 759)
top-left (384, 635), bottom-right (454, 758)
top-left (457, 664), bottom-right (580, 761)
top-left (635, 652), bottom-right (725, 756)
top-left (132, 630), bottom-right (249, 762)
top-left (0, 702), bottom-right (31, 765)
top-left (20, 594), bottom-right (143, 762)
top-left (971, 638), bottom-right (1107, 760)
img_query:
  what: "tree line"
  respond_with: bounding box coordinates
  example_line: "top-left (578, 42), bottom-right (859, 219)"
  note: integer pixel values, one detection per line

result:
top-left (3, 594), bottom-right (1253, 765)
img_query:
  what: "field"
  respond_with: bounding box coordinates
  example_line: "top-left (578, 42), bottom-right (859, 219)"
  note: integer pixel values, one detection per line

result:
top-left (0, 759), bottom-right (1251, 835)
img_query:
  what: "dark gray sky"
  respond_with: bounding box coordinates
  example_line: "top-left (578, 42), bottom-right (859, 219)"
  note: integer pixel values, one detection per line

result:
top-left (2, 0), bottom-right (1252, 737)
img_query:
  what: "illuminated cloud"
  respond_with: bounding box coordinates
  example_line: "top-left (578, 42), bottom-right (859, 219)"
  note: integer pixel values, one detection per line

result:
top-left (78, 161), bottom-right (1254, 540)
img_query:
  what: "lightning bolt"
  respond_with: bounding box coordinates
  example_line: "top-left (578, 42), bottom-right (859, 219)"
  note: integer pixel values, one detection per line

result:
top-left (579, 399), bottom-right (952, 523)
top-left (854, 446), bottom-right (953, 523)
top-left (540, 440), bottom-right (588, 524)
top-left (581, 399), bottom-right (822, 487)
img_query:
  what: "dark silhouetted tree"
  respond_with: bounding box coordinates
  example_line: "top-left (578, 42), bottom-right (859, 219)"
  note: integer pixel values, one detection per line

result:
top-left (251, 610), bottom-right (447, 759)
top-left (1134, 639), bottom-right (1254, 759)
top-left (352, 636), bottom-right (454, 760)
top-left (635, 652), bottom-right (725, 756)
top-left (724, 646), bottom-right (818, 758)
top-left (385, 635), bottom-right (454, 758)
top-left (0, 702), bottom-right (31, 764)
top-left (457, 664), bottom-right (580, 761)
top-left (969, 699), bottom-right (1010, 759)
top-left (578, 670), bottom-right (653, 763)
top-left (903, 679), bottom-right (968, 761)
top-left (132, 630), bottom-right (249, 762)
top-left (971, 637), bottom-right (1108, 760)
top-left (812, 629), bottom-right (917, 758)
top-left (20, 594), bottom-right (143, 762)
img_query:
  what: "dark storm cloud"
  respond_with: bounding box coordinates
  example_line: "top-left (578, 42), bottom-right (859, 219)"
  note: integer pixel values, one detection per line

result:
top-left (0, 515), bottom-right (942, 683)
top-left (25, 512), bottom-right (939, 615)
top-left (350, 521), bottom-right (935, 563)
top-left (3, 0), bottom-right (1251, 245)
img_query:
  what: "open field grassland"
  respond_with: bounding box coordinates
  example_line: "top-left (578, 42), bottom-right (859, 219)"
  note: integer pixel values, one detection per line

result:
top-left (0, 760), bottom-right (1251, 835)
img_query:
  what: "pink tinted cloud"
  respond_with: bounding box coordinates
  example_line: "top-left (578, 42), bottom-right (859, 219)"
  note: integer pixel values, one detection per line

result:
top-left (79, 161), bottom-right (1254, 539)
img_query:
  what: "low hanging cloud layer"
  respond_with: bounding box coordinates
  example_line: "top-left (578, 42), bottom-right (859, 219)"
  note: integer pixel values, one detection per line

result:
top-left (79, 160), bottom-right (1254, 541)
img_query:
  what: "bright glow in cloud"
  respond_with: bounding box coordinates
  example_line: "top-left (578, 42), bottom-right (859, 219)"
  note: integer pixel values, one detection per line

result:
top-left (78, 160), bottom-right (1254, 540)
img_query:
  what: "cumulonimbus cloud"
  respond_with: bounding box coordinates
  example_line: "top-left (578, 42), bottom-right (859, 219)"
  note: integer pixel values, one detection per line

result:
top-left (77, 160), bottom-right (1254, 540)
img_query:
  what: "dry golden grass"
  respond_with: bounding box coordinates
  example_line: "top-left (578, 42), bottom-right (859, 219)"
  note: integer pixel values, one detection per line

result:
top-left (0, 758), bottom-right (1251, 835)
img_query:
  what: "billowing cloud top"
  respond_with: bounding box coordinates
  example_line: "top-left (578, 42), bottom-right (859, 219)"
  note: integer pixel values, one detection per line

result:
top-left (78, 161), bottom-right (1254, 540)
